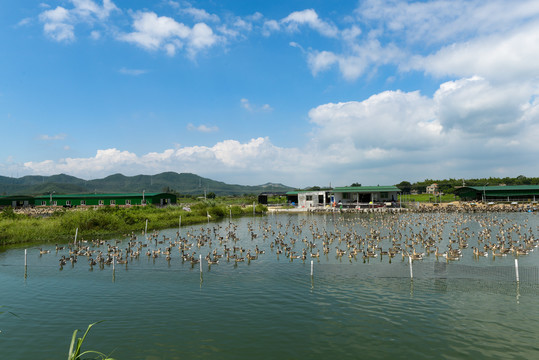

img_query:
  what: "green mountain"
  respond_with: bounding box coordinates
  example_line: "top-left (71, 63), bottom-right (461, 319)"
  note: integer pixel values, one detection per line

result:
top-left (0, 172), bottom-right (294, 196)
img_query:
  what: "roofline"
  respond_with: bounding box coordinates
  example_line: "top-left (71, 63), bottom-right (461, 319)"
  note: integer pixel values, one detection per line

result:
top-left (34, 192), bottom-right (175, 199)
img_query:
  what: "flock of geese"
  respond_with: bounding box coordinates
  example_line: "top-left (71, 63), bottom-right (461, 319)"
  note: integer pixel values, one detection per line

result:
top-left (37, 212), bottom-right (539, 272)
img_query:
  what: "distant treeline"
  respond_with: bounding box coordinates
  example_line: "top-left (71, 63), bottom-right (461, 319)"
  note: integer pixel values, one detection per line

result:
top-left (396, 175), bottom-right (539, 194)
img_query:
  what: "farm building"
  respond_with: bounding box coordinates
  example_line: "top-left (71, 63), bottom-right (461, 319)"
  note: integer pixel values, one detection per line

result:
top-left (426, 183), bottom-right (439, 194)
top-left (454, 185), bottom-right (539, 202)
top-left (296, 190), bottom-right (332, 208)
top-left (0, 195), bottom-right (35, 208)
top-left (286, 191), bottom-right (299, 205)
top-left (332, 186), bottom-right (401, 208)
top-left (257, 191), bottom-right (289, 205)
top-left (33, 192), bottom-right (176, 207)
top-left (284, 186), bottom-right (401, 208)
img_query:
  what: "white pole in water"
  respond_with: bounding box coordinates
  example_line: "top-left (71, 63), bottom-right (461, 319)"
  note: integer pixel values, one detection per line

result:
top-left (409, 256), bottom-right (413, 279)
top-left (229, 208), bottom-right (232, 221)
top-left (199, 254), bottom-right (202, 273)
top-left (24, 249), bottom-right (27, 267)
top-left (74, 228), bottom-right (78, 245)
top-left (113, 256), bottom-right (115, 271)
top-left (145, 219), bottom-right (148, 236)
top-left (311, 260), bottom-right (314, 276)
top-left (207, 211), bottom-right (210, 223)
top-left (253, 202), bottom-right (255, 216)
top-left (515, 258), bottom-right (520, 283)
top-left (179, 216), bottom-right (181, 234)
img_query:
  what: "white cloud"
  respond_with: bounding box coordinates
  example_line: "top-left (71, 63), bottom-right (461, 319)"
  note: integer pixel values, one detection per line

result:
top-left (21, 139), bottom-right (303, 184)
top-left (308, 90), bottom-right (439, 155)
top-left (17, 74), bottom-right (539, 186)
top-left (17, 17), bottom-right (32, 27)
top-left (119, 11), bottom-right (220, 58)
top-left (119, 67), bottom-right (147, 76)
top-left (240, 98), bottom-right (251, 110)
top-left (181, 6), bottom-right (220, 23)
top-left (307, 39), bottom-right (403, 81)
top-left (39, 133), bottom-right (67, 141)
top-left (307, 51), bottom-right (338, 76)
top-left (356, 0), bottom-right (539, 46)
top-left (188, 22), bottom-right (218, 54)
top-left (281, 9), bottom-right (338, 37)
top-left (70, 0), bottom-right (119, 21)
top-left (90, 30), bottom-right (101, 39)
top-left (43, 22), bottom-right (76, 42)
top-left (38, 0), bottom-right (119, 42)
top-left (24, 148), bottom-right (138, 176)
top-left (407, 21), bottom-right (539, 83)
top-left (240, 98), bottom-right (273, 112)
top-left (262, 19), bottom-right (279, 36)
top-left (434, 76), bottom-right (532, 136)
top-left (187, 123), bottom-right (219, 132)
top-left (284, 1), bottom-right (539, 82)
top-left (119, 11), bottom-right (189, 50)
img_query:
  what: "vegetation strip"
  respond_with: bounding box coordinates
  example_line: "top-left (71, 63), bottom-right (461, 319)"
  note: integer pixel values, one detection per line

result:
top-left (0, 202), bottom-right (267, 246)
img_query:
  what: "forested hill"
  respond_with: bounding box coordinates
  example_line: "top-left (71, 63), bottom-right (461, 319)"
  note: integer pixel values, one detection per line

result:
top-left (0, 172), bottom-right (293, 196)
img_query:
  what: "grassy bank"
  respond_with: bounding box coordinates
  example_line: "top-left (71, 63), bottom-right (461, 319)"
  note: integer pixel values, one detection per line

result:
top-left (399, 193), bottom-right (459, 203)
top-left (0, 202), bottom-right (267, 246)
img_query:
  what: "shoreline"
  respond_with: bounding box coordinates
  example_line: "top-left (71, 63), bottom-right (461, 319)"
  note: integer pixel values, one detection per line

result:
top-left (267, 201), bottom-right (538, 213)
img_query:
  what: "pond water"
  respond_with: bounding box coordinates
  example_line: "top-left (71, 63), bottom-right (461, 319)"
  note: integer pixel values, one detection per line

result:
top-left (1, 212), bottom-right (539, 359)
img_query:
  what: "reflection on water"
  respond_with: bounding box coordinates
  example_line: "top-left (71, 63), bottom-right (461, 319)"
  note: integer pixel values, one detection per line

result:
top-left (1, 212), bottom-right (539, 359)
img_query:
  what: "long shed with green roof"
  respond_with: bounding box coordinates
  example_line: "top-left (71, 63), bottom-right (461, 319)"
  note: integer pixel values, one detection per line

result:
top-left (454, 186), bottom-right (539, 202)
top-left (33, 192), bottom-right (176, 207)
top-left (0, 195), bottom-right (35, 207)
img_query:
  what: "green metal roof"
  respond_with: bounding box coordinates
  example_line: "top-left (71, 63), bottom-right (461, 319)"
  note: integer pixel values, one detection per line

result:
top-left (34, 193), bottom-right (171, 199)
top-left (465, 185), bottom-right (539, 191)
top-left (332, 186), bottom-right (401, 193)
top-left (455, 186), bottom-right (539, 195)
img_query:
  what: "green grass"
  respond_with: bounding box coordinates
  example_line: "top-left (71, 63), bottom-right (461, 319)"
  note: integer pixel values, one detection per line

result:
top-left (0, 202), bottom-right (267, 246)
top-left (398, 194), bottom-right (459, 203)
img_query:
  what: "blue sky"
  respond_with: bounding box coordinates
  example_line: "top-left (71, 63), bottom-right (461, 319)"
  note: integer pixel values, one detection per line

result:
top-left (1, 0), bottom-right (539, 187)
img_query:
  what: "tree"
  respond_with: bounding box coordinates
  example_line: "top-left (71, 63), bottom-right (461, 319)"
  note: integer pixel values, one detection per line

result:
top-left (350, 182), bottom-right (362, 187)
top-left (396, 181), bottom-right (412, 194)
top-left (207, 192), bottom-right (216, 199)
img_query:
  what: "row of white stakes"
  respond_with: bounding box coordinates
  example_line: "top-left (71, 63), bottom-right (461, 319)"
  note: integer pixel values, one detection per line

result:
top-left (22, 250), bottom-right (520, 281)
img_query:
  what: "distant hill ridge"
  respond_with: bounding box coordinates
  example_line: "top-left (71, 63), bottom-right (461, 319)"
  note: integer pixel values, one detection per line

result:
top-left (0, 172), bottom-right (294, 196)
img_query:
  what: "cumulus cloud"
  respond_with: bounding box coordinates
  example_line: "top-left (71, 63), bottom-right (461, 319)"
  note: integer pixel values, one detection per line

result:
top-left (17, 74), bottom-right (539, 185)
top-left (38, 0), bottom-right (119, 42)
top-left (407, 21), bottom-right (539, 83)
top-left (308, 90), bottom-right (439, 157)
top-left (433, 76), bottom-right (533, 136)
top-left (304, 76), bottom-right (539, 181)
top-left (22, 139), bottom-right (304, 184)
top-left (118, 11), bottom-right (220, 57)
